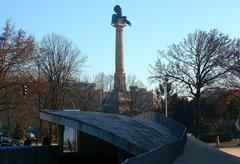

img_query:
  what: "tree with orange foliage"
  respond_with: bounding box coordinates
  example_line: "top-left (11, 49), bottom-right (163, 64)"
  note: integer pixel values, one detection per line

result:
top-left (0, 20), bottom-right (34, 111)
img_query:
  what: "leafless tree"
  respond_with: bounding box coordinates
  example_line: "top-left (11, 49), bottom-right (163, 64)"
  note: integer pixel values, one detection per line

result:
top-left (126, 74), bottom-right (146, 91)
top-left (70, 82), bottom-right (100, 111)
top-left (129, 87), bottom-right (153, 113)
top-left (80, 74), bottom-right (93, 83)
top-left (149, 29), bottom-right (232, 137)
top-left (225, 39), bottom-right (240, 88)
top-left (94, 72), bottom-right (114, 92)
top-left (35, 33), bottom-right (86, 110)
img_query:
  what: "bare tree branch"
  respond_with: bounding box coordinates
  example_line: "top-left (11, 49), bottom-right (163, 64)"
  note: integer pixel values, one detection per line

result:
top-left (149, 29), bottom-right (232, 137)
top-left (34, 33), bottom-right (86, 110)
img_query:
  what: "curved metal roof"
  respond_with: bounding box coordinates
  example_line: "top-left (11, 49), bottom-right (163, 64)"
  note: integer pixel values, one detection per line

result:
top-left (40, 111), bottom-right (178, 155)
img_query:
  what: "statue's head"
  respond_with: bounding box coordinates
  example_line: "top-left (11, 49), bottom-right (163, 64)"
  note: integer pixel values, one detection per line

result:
top-left (114, 5), bottom-right (122, 17)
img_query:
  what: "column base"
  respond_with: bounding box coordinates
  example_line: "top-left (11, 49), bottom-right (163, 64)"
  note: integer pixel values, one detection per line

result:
top-left (102, 89), bottom-right (130, 114)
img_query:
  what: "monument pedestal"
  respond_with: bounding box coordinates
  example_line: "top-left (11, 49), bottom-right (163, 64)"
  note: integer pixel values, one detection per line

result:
top-left (102, 90), bottom-right (129, 114)
top-left (114, 90), bottom-right (130, 113)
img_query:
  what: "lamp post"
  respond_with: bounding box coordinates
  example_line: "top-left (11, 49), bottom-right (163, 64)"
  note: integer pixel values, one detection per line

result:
top-left (65, 95), bottom-right (77, 111)
top-left (164, 76), bottom-right (169, 117)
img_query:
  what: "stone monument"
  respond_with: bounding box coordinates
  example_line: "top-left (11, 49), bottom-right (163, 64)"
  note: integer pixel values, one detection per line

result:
top-left (112, 5), bottom-right (131, 92)
top-left (102, 5), bottom-right (131, 113)
top-left (111, 5), bottom-right (131, 113)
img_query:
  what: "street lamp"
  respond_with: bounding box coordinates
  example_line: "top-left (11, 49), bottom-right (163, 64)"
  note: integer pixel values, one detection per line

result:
top-left (65, 95), bottom-right (78, 111)
top-left (164, 76), bottom-right (169, 117)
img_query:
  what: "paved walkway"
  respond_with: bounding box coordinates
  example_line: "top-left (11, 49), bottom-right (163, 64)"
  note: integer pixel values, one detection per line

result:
top-left (220, 147), bottom-right (240, 157)
top-left (173, 136), bottom-right (240, 164)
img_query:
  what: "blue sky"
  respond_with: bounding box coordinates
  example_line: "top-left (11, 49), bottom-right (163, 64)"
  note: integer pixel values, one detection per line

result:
top-left (1, 0), bottom-right (240, 89)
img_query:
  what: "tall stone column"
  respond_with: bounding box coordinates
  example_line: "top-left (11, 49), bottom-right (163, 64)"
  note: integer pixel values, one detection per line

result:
top-left (114, 18), bottom-right (126, 92)
top-left (101, 5), bottom-right (131, 113)
top-left (111, 18), bottom-right (130, 113)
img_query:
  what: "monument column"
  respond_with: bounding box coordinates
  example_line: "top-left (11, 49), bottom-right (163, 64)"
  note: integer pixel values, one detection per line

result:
top-left (101, 5), bottom-right (131, 113)
top-left (114, 19), bottom-right (126, 92)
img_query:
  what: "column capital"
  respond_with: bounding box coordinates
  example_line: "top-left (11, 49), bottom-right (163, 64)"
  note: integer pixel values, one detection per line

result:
top-left (114, 18), bottom-right (126, 28)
